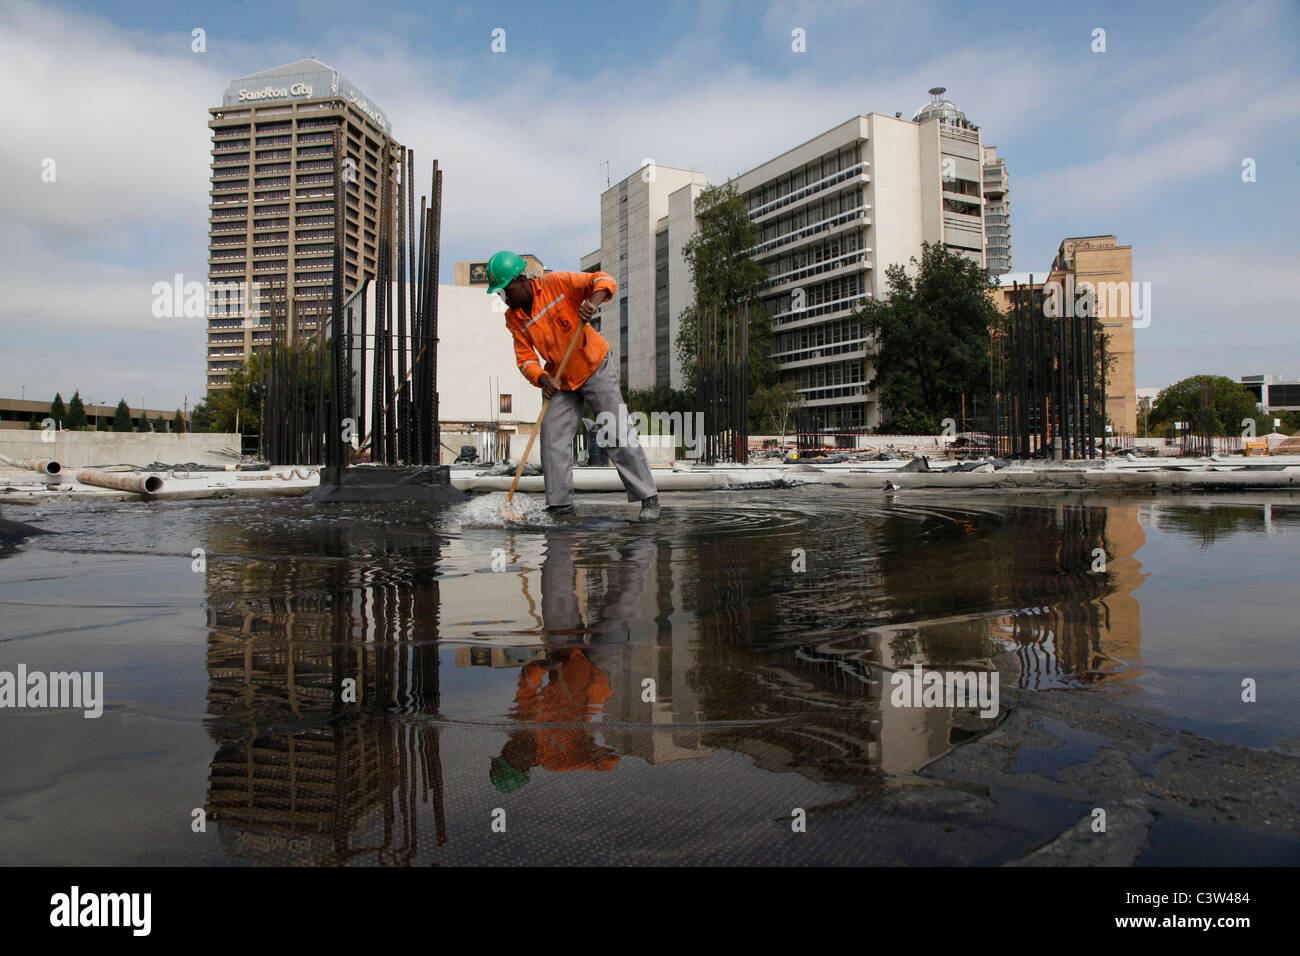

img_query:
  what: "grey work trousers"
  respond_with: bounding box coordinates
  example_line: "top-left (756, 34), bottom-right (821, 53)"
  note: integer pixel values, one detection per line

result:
top-left (539, 352), bottom-right (657, 505)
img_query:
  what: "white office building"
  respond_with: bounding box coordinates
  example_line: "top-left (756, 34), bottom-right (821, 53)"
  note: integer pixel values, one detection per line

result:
top-left (580, 165), bottom-right (710, 392)
top-left (585, 88), bottom-right (997, 431)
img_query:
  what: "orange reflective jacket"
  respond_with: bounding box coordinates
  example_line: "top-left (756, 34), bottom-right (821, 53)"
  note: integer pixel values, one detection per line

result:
top-left (511, 650), bottom-right (619, 773)
top-left (506, 271), bottom-right (617, 391)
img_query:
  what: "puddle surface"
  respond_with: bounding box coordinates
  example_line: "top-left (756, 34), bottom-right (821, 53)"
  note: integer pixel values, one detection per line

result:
top-left (1, 490), bottom-right (1297, 865)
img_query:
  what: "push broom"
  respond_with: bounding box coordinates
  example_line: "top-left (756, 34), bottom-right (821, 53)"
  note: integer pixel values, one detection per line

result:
top-left (500, 320), bottom-right (585, 521)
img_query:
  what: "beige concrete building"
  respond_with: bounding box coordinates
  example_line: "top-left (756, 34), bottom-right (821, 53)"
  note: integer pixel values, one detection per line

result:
top-left (581, 165), bottom-right (711, 390)
top-left (1050, 236), bottom-right (1138, 435)
top-left (207, 58), bottom-right (402, 391)
top-left (993, 235), bottom-right (1139, 435)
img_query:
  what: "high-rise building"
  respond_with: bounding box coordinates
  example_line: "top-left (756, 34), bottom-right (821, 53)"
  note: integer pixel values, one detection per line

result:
top-left (206, 58), bottom-right (402, 390)
top-left (587, 89), bottom-right (993, 430)
top-left (581, 166), bottom-right (711, 391)
top-left (982, 145), bottom-right (1011, 274)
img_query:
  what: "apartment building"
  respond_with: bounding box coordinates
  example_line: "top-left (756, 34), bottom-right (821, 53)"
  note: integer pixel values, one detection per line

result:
top-left (207, 58), bottom-right (402, 390)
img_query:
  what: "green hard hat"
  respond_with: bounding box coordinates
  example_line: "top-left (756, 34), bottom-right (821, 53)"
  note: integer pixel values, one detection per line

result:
top-left (486, 250), bottom-right (527, 294)
top-left (490, 756), bottom-right (530, 793)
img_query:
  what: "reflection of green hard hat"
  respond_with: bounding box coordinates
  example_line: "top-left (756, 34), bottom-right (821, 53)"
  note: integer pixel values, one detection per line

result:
top-left (490, 756), bottom-right (530, 793)
top-left (486, 250), bottom-right (527, 294)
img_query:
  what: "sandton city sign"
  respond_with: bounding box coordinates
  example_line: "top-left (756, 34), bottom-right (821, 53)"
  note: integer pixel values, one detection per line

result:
top-left (238, 81), bottom-right (314, 101)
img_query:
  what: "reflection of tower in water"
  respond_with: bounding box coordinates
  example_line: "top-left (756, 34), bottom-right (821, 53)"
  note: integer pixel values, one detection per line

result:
top-left (992, 503), bottom-right (1145, 689)
top-left (864, 502), bottom-right (1146, 690)
top-left (203, 521), bottom-right (448, 865)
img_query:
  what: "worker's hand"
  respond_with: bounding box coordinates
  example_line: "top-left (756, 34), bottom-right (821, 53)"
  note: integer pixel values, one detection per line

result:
top-left (537, 373), bottom-right (559, 399)
top-left (578, 296), bottom-right (602, 321)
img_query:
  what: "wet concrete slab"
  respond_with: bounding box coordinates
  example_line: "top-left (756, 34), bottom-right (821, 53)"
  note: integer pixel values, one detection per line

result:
top-left (0, 490), bottom-right (1297, 865)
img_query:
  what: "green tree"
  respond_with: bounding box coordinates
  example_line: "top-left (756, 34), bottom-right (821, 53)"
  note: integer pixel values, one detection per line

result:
top-left (152, 416), bottom-right (165, 432)
top-left (1149, 375), bottom-right (1261, 437)
top-left (65, 391), bottom-right (87, 430)
top-left (136, 406), bottom-right (152, 431)
top-left (673, 182), bottom-right (778, 429)
top-left (26, 416), bottom-right (40, 430)
top-left (189, 400), bottom-right (212, 433)
top-left (1247, 408), bottom-right (1298, 436)
top-left (750, 379), bottom-right (803, 442)
top-left (112, 399), bottom-right (132, 431)
top-left (173, 408), bottom-right (186, 433)
top-left (208, 342), bottom-right (330, 433)
top-left (858, 242), bottom-right (1000, 433)
top-left (49, 393), bottom-right (65, 426)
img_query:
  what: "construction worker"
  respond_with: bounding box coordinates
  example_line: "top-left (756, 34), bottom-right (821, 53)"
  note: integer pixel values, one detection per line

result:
top-left (489, 647), bottom-right (622, 794)
top-left (487, 250), bottom-right (660, 520)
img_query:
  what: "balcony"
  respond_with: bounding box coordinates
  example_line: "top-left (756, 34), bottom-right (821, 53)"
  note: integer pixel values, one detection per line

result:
top-left (765, 253), bottom-right (872, 297)
top-left (748, 163), bottom-right (870, 223)
top-left (770, 291), bottom-right (871, 328)
top-left (750, 207), bottom-right (871, 259)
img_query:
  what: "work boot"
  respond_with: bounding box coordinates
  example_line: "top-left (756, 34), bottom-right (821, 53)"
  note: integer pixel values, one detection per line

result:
top-left (638, 495), bottom-right (661, 522)
top-left (546, 503), bottom-right (574, 516)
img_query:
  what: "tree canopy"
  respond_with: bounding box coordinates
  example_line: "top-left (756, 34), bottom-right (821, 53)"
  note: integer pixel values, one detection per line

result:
top-left (858, 242), bottom-right (999, 433)
top-left (674, 182), bottom-right (778, 427)
top-left (65, 391), bottom-right (87, 430)
top-left (1149, 375), bottom-right (1266, 437)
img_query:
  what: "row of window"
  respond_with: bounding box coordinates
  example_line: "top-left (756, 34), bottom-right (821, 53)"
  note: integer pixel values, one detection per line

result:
top-left (752, 204), bottom-right (866, 260)
top-left (768, 274), bottom-right (868, 325)
top-left (759, 187), bottom-right (862, 244)
top-left (745, 145), bottom-right (862, 214)
top-left (764, 230), bottom-right (867, 288)
top-left (773, 317), bottom-right (866, 356)
top-left (796, 360), bottom-right (866, 390)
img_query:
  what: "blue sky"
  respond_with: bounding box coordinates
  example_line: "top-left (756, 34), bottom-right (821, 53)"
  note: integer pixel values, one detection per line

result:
top-left (1, 0), bottom-right (1296, 410)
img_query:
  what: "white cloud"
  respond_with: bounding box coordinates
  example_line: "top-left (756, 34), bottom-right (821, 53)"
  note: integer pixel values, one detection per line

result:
top-left (0, 0), bottom-right (1295, 408)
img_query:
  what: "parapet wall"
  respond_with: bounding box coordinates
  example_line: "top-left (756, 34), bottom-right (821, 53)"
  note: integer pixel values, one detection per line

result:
top-left (0, 431), bottom-right (242, 468)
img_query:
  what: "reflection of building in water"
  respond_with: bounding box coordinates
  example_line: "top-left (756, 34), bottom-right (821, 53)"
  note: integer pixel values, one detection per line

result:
top-left (870, 502), bottom-right (1146, 694)
top-left (990, 503), bottom-right (1145, 689)
top-left (688, 533), bottom-right (885, 784)
top-left (203, 520), bottom-right (448, 865)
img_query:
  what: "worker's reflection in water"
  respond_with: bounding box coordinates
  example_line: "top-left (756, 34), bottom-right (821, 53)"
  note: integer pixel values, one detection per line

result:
top-left (490, 528), bottom-right (654, 793)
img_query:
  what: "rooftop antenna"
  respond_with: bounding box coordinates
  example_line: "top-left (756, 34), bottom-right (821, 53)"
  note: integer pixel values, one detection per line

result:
top-left (600, 160), bottom-right (610, 188)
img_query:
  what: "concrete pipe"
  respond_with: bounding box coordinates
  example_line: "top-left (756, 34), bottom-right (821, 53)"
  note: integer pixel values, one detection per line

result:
top-left (75, 470), bottom-right (164, 494)
top-left (0, 455), bottom-right (61, 475)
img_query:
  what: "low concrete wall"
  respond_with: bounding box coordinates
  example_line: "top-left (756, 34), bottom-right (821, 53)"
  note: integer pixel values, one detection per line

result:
top-left (0, 431), bottom-right (242, 468)
top-left (452, 464), bottom-right (1300, 494)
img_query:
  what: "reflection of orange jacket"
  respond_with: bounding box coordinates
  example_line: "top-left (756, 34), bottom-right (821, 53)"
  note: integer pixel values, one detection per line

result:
top-left (512, 650), bottom-right (618, 773)
top-left (507, 271), bottom-right (617, 391)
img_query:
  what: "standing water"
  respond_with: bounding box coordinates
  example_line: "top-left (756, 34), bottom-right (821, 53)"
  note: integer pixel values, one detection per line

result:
top-left (0, 490), bottom-right (1297, 865)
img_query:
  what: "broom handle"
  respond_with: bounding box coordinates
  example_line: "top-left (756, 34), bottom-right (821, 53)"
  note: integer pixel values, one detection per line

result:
top-left (504, 321), bottom-right (585, 506)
